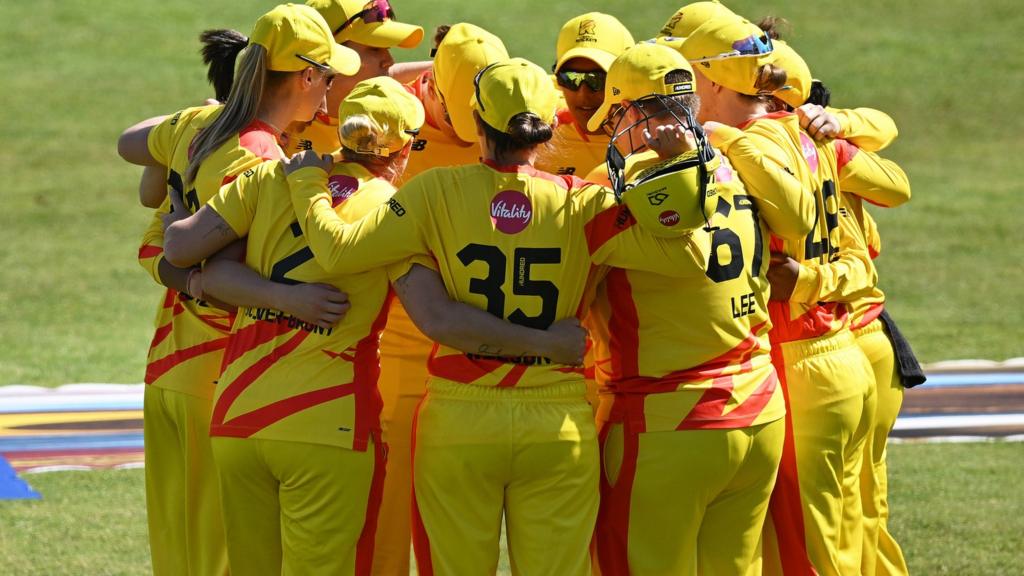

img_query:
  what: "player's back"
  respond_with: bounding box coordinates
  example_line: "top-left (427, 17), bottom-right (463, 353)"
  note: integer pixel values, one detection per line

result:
top-left (588, 155), bottom-right (783, 431)
top-left (743, 112), bottom-right (853, 343)
top-left (208, 160), bottom-right (394, 451)
top-left (406, 160), bottom-right (599, 388)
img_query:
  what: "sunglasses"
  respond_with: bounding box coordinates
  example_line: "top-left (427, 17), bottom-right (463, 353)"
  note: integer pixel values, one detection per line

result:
top-left (555, 70), bottom-right (606, 93)
top-left (295, 54), bottom-right (337, 87)
top-left (689, 33), bottom-right (774, 63)
top-left (335, 0), bottom-right (395, 36)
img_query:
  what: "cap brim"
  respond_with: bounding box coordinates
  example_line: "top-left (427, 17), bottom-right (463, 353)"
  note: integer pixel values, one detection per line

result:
top-left (327, 42), bottom-right (361, 76)
top-left (556, 47), bottom-right (617, 73)
top-left (446, 80), bottom-right (478, 143)
top-left (348, 20), bottom-right (424, 49)
top-left (586, 99), bottom-right (614, 133)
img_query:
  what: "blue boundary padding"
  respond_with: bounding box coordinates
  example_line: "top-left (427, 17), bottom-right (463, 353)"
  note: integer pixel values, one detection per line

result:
top-left (0, 433), bottom-right (144, 453)
top-left (0, 454), bottom-right (41, 500)
top-left (919, 372), bottom-right (1024, 388)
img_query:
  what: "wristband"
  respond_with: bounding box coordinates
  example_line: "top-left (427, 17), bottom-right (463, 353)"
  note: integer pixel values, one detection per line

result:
top-left (185, 268), bottom-right (204, 301)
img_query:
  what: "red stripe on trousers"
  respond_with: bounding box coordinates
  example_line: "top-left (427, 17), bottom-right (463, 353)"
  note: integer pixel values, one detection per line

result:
top-left (355, 431), bottom-right (387, 575)
top-left (351, 294), bottom-right (392, 451)
top-left (595, 398), bottom-right (641, 576)
top-left (410, 394), bottom-right (434, 576)
top-left (767, 345), bottom-right (818, 575)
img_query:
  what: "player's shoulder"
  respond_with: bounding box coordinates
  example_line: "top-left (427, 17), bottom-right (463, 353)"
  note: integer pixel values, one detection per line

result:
top-left (744, 111), bottom-right (799, 138)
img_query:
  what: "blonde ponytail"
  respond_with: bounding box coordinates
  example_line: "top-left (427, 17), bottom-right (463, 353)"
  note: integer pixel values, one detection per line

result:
top-left (185, 45), bottom-right (268, 189)
top-left (340, 114), bottom-right (394, 157)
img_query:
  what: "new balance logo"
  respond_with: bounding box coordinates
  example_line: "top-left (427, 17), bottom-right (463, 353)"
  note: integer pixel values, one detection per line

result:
top-left (411, 139), bottom-right (427, 151)
top-left (557, 167), bottom-right (577, 175)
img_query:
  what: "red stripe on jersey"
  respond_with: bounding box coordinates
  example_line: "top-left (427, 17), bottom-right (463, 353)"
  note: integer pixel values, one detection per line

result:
top-left (585, 205), bottom-right (637, 256)
top-left (148, 321), bottom-right (175, 351)
top-left (768, 301), bottom-right (846, 344)
top-left (240, 120), bottom-right (284, 161)
top-left (138, 244), bottom-right (163, 259)
top-left (215, 381), bottom-right (355, 435)
top-left (497, 364), bottom-right (529, 388)
top-left (605, 270), bottom-right (640, 381)
top-left (427, 352), bottom-right (504, 383)
top-left (356, 433), bottom-right (387, 575)
top-left (161, 290), bottom-right (177, 309)
top-left (210, 330), bottom-right (310, 431)
top-left (715, 368), bottom-right (779, 427)
top-left (609, 326), bottom-right (766, 395)
top-left (851, 303), bottom-right (885, 331)
top-left (834, 139), bottom-right (860, 173)
top-left (220, 319), bottom-right (295, 371)
top-left (145, 337), bottom-right (230, 384)
top-left (481, 158), bottom-right (578, 190)
top-left (351, 293), bottom-right (392, 451)
top-left (196, 312), bottom-right (234, 333)
top-left (767, 346), bottom-right (817, 575)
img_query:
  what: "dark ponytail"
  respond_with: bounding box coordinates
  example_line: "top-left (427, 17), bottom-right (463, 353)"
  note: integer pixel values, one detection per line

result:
top-left (476, 111), bottom-right (552, 163)
top-left (807, 79), bottom-right (832, 107)
top-left (200, 29), bottom-right (249, 102)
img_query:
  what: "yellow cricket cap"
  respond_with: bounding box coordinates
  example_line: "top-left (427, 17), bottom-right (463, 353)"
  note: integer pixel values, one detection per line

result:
top-left (659, 1), bottom-right (737, 39)
top-left (306, 0), bottom-right (423, 49)
top-left (472, 58), bottom-right (560, 133)
top-left (554, 13), bottom-right (636, 72)
top-left (338, 76), bottom-right (425, 155)
top-left (681, 15), bottom-right (777, 96)
top-left (433, 23), bottom-right (509, 143)
top-left (771, 40), bottom-right (812, 108)
top-left (586, 43), bottom-right (696, 133)
top-left (250, 3), bottom-right (360, 75)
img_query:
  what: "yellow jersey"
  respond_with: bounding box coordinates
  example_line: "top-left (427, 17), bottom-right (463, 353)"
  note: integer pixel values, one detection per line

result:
top-left (289, 160), bottom-right (707, 388)
top-left (282, 113), bottom-right (340, 157)
top-left (208, 160), bottom-right (395, 451)
top-left (534, 108), bottom-right (610, 178)
top-left (588, 153), bottom-right (783, 431)
top-left (139, 105), bottom-right (283, 398)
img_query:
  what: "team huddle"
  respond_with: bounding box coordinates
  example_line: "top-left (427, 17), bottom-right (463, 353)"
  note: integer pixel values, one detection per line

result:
top-left (116, 0), bottom-right (927, 574)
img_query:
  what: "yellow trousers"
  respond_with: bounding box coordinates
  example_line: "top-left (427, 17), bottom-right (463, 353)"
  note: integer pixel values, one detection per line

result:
top-left (596, 415), bottom-right (785, 576)
top-left (854, 320), bottom-right (909, 576)
top-left (764, 329), bottom-right (874, 576)
top-left (211, 436), bottom-right (384, 575)
top-left (143, 385), bottom-right (228, 576)
top-left (412, 380), bottom-right (599, 576)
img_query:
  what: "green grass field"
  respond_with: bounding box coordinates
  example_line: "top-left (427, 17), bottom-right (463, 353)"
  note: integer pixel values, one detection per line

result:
top-left (0, 1), bottom-right (1021, 572)
top-left (2, 442), bottom-right (1021, 574)
top-left (0, 0), bottom-right (1021, 385)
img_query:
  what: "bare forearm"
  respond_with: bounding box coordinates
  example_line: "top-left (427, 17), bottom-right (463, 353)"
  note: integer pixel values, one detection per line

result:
top-left (157, 258), bottom-right (196, 293)
top-left (202, 259), bottom-right (288, 311)
top-left (389, 61), bottom-right (431, 84)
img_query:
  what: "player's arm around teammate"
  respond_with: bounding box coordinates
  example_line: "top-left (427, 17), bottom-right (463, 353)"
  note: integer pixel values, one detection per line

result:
top-left (577, 41), bottom-right (788, 576)
top-left (682, 15), bottom-right (882, 575)
top-left (116, 6), bottom-right (359, 575)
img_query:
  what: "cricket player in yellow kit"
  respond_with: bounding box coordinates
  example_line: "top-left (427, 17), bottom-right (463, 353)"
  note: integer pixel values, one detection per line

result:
top-left (376, 23), bottom-right (509, 575)
top-left (534, 12), bottom-right (634, 177)
top-left (683, 16), bottom-right (909, 575)
top-left (160, 77), bottom-right (424, 574)
top-left (583, 43), bottom-right (786, 576)
top-left (118, 6), bottom-right (358, 574)
top-left (285, 57), bottom-right (713, 575)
